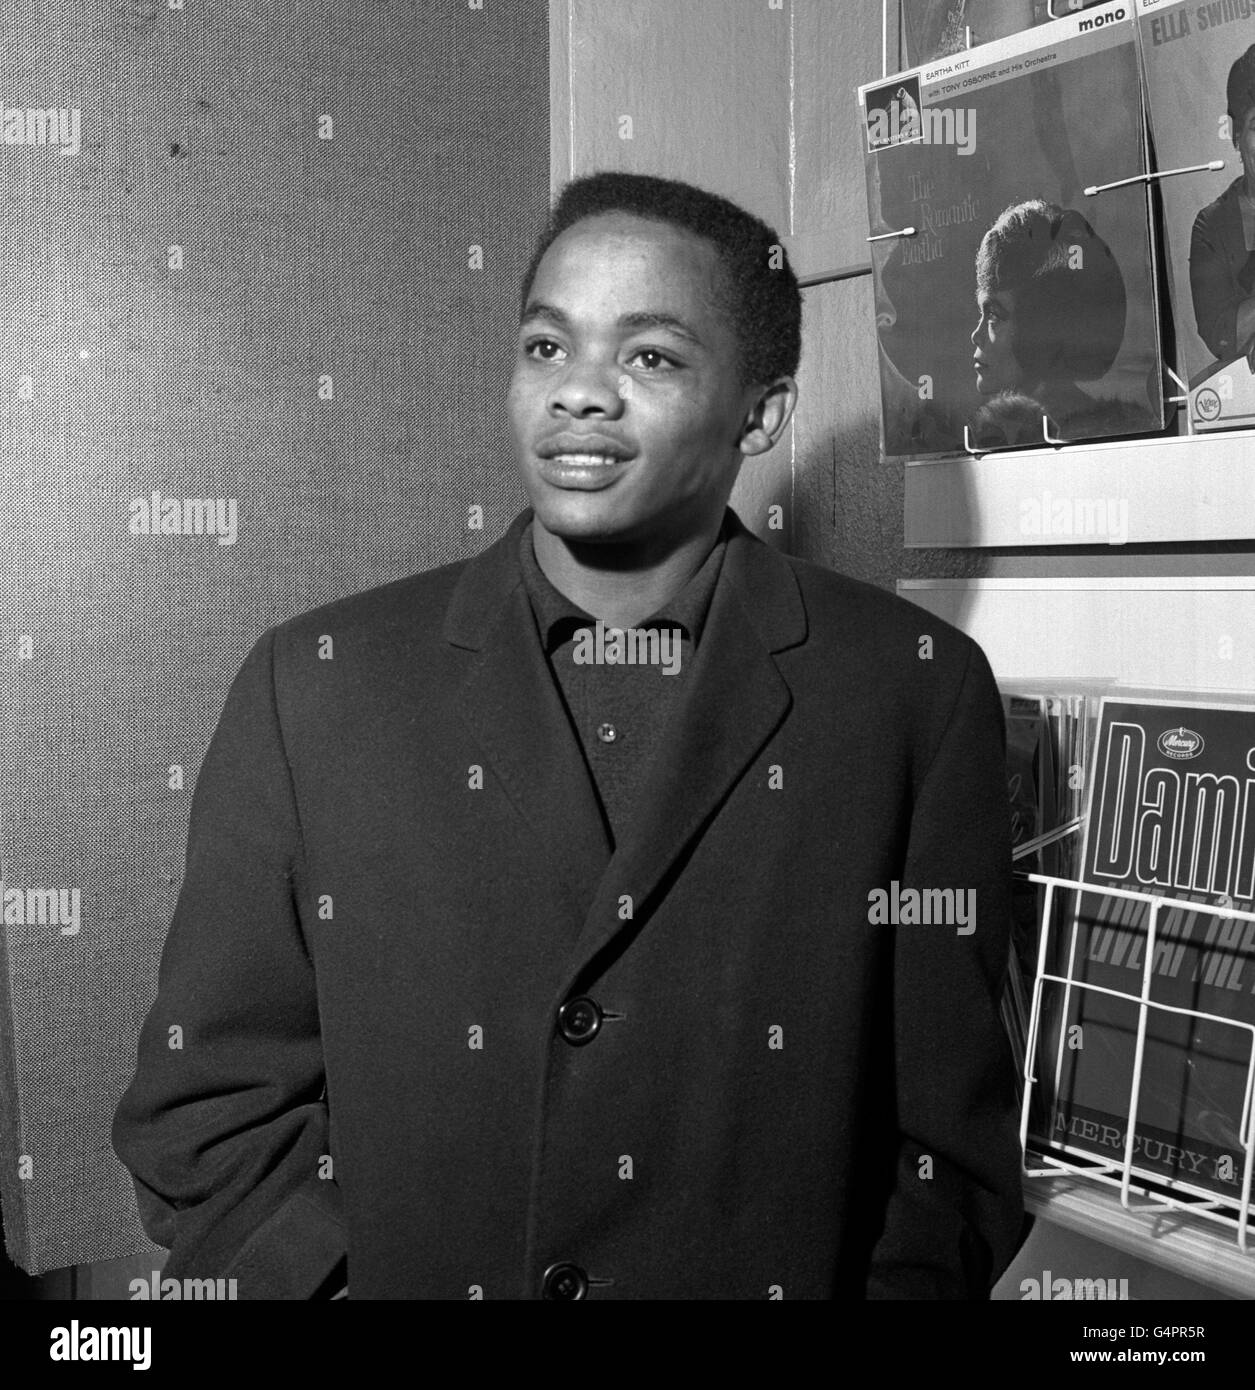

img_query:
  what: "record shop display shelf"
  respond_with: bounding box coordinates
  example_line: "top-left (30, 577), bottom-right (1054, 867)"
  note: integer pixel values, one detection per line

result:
top-left (1018, 869), bottom-right (1255, 1298)
top-left (861, 0), bottom-right (1255, 551)
top-left (904, 428), bottom-right (1255, 549)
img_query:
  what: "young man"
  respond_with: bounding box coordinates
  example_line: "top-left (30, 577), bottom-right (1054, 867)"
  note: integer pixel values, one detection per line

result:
top-left (114, 172), bottom-right (1026, 1300)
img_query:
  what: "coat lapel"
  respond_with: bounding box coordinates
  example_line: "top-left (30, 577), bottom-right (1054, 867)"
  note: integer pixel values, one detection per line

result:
top-left (564, 511), bottom-right (808, 979)
top-left (445, 510), bottom-right (612, 926)
top-left (444, 507), bottom-right (810, 973)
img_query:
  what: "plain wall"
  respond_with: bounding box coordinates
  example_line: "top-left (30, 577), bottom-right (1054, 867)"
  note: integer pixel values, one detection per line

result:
top-left (1, 0), bottom-right (548, 1286)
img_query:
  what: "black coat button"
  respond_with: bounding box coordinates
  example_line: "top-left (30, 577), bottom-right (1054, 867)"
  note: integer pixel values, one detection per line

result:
top-left (542, 1262), bottom-right (588, 1300)
top-left (557, 995), bottom-right (603, 1045)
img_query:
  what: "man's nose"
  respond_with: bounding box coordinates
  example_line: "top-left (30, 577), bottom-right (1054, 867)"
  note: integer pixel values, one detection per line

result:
top-left (970, 320), bottom-right (982, 347)
top-left (549, 359), bottom-right (625, 417)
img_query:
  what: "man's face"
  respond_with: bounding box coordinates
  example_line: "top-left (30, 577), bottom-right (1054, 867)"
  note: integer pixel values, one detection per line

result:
top-left (509, 212), bottom-right (759, 551)
top-left (970, 288), bottom-right (1022, 395)
top-left (1236, 106), bottom-right (1255, 188)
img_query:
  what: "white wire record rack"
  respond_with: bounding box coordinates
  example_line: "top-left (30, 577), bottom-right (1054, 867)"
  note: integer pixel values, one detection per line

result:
top-left (1015, 866), bottom-right (1255, 1255)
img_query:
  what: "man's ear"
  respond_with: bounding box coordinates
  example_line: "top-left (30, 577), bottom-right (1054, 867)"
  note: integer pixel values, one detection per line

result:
top-left (737, 377), bottom-right (798, 457)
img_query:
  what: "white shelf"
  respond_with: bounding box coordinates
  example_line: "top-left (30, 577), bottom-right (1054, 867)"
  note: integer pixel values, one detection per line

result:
top-left (1025, 1176), bottom-right (1255, 1299)
top-left (904, 428), bottom-right (1255, 548)
top-left (898, 576), bottom-right (1255, 691)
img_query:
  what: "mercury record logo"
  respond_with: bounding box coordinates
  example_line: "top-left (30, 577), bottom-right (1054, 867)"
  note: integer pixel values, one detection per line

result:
top-left (1158, 727), bottom-right (1204, 760)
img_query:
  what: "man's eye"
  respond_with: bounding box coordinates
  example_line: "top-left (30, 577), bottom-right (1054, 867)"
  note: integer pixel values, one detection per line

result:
top-left (523, 338), bottom-right (566, 362)
top-left (628, 348), bottom-right (677, 370)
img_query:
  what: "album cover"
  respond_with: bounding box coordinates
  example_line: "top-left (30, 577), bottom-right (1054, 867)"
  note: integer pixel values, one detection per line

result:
top-left (1136, 0), bottom-right (1255, 430)
top-left (999, 685), bottom-right (1100, 1100)
top-left (1005, 693), bottom-right (1055, 858)
top-left (1002, 693), bottom-right (1055, 1079)
top-left (1031, 696), bottom-right (1255, 1208)
top-left (861, 2), bottom-right (1165, 457)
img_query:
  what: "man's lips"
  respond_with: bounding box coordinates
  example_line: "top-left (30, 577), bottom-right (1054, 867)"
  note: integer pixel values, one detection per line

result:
top-left (535, 434), bottom-right (635, 464)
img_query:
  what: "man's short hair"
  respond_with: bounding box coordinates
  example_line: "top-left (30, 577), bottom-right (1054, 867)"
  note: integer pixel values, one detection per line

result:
top-left (975, 199), bottom-right (1126, 384)
top-left (520, 171), bottom-right (802, 387)
top-left (1227, 44), bottom-right (1255, 141)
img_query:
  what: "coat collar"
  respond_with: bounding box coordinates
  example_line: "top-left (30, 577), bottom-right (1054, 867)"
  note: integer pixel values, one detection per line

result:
top-left (444, 506), bottom-right (806, 654)
top-left (445, 506), bottom-right (807, 976)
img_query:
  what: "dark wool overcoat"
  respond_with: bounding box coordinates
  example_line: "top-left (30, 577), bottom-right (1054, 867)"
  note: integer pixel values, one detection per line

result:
top-left (113, 507), bottom-right (1026, 1300)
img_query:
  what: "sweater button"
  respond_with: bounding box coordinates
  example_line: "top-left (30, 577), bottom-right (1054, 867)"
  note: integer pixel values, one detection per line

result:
top-left (542, 1262), bottom-right (588, 1300)
top-left (557, 995), bottom-right (603, 1045)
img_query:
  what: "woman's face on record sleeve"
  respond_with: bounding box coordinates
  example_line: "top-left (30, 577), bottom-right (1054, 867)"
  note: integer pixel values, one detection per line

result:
top-left (971, 288), bottom-right (1023, 396)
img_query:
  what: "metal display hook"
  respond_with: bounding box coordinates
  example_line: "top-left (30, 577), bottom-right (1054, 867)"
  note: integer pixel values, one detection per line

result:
top-left (1085, 160), bottom-right (1226, 197)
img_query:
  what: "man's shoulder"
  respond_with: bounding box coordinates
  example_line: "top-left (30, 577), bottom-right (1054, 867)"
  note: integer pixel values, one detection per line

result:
top-left (247, 551), bottom-right (501, 719)
top-left (779, 550), bottom-right (913, 620)
top-left (274, 551), bottom-right (486, 648)
top-left (1192, 177), bottom-right (1244, 239)
top-left (774, 548), bottom-right (980, 673)
top-left (757, 549), bottom-right (999, 767)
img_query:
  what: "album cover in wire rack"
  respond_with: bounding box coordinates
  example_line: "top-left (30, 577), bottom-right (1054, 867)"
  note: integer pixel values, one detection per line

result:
top-left (1031, 695), bottom-right (1255, 1208)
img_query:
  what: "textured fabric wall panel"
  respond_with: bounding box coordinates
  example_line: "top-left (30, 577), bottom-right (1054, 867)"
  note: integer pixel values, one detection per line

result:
top-left (0, 0), bottom-right (547, 1272)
